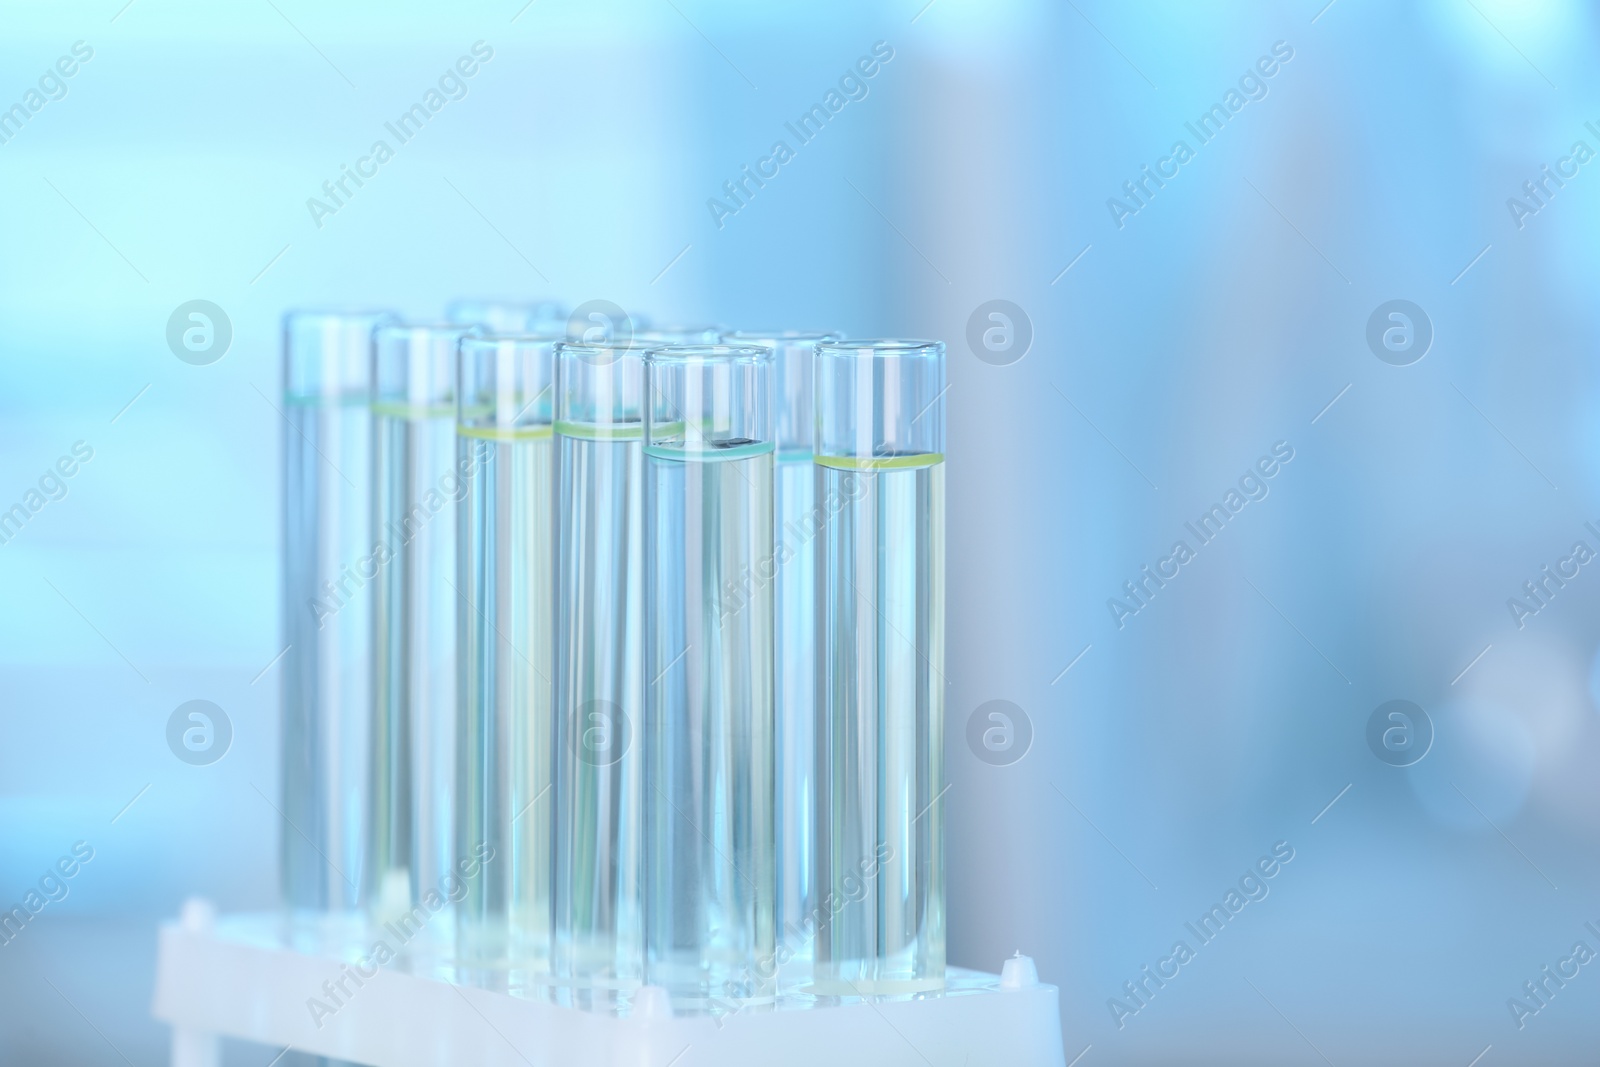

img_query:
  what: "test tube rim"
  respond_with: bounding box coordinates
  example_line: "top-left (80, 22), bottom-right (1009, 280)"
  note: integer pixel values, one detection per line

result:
top-left (815, 337), bottom-right (943, 357)
top-left (456, 334), bottom-right (559, 432)
top-left (374, 322), bottom-right (484, 345)
top-left (725, 329), bottom-right (843, 344)
top-left (373, 323), bottom-right (483, 409)
top-left (553, 339), bottom-right (651, 359)
top-left (631, 324), bottom-right (727, 342)
top-left (641, 343), bottom-right (773, 365)
top-left (460, 331), bottom-right (570, 347)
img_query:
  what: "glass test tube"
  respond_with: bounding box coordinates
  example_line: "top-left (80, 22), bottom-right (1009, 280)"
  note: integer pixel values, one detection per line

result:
top-left (369, 322), bottom-right (481, 919)
top-left (813, 339), bottom-right (946, 994)
top-left (566, 309), bottom-right (651, 344)
top-left (281, 309), bottom-right (396, 914)
top-left (455, 335), bottom-right (558, 966)
top-left (447, 298), bottom-right (568, 335)
top-left (551, 341), bottom-right (647, 995)
top-left (631, 326), bottom-right (723, 345)
top-left (643, 345), bottom-right (777, 1003)
top-left (726, 330), bottom-right (839, 982)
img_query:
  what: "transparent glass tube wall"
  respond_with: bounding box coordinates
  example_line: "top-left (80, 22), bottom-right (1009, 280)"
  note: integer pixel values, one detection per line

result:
top-left (551, 341), bottom-right (647, 994)
top-left (447, 299), bottom-right (567, 335)
top-left (455, 335), bottom-right (558, 966)
top-left (369, 322), bottom-right (480, 916)
top-left (813, 339), bottom-right (947, 994)
top-left (643, 344), bottom-right (776, 1002)
top-left (280, 309), bottom-right (395, 913)
top-left (726, 330), bottom-right (839, 980)
top-left (631, 326), bottom-right (723, 346)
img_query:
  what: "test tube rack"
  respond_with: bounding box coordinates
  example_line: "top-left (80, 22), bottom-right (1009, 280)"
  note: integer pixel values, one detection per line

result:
top-left (152, 900), bottom-right (1067, 1067)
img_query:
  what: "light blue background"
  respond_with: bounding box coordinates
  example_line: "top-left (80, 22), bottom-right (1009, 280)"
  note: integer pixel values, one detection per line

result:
top-left (4, 0), bottom-right (1600, 1063)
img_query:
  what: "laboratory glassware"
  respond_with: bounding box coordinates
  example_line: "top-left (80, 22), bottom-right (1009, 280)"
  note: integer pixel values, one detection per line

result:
top-left (281, 309), bottom-right (396, 914)
top-left (455, 333), bottom-right (559, 966)
top-left (812, 339), bottom-right (946, 994)
top-left (642, 344), bottom-right (777, 1003)
top-left (369, 322), bottom-right (481, 918)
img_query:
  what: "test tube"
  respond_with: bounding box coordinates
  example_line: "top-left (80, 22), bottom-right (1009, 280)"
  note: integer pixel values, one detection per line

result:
top-left (280, 309), bottom-right (396, 914)
top-left (725, 330), bottom-right (839, 981)
top-left (551, 341), bottom-right (647, 995)
top-left (632, 325), bottom-right (723, 345)
top-left (455, 335), bottom-right (559, 966)
top-left (564, 308), bottom-right (651, 344)
top-left (447, 298), bottom-right (568, 335)
top-left (642, 344), bottom-right (776, 1003)
top-left (369, 322), bottom-right (481, 919)
top-left (813, 339), bottom-right (946, 994)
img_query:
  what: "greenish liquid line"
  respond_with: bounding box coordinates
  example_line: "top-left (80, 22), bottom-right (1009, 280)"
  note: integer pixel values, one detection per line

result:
top-left (555, 419), bottom-right (644, 441)
top-left (643, 441), bottom-right (774, 462)
top-left (814, 451), bottom-right (943, 471)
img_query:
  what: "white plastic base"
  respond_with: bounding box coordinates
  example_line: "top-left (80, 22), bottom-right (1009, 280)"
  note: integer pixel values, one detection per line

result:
top-left (151, 900), bottom-right (1066, 1067)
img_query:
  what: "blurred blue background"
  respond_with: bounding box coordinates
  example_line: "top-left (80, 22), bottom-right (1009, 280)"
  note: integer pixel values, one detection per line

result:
top-left (5, 0), bottom-right (1600, 1063)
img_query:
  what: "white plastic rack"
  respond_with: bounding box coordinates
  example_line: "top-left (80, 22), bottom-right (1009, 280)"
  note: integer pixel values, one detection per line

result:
top-left (152, 900), bottom-right (1067, 1067)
